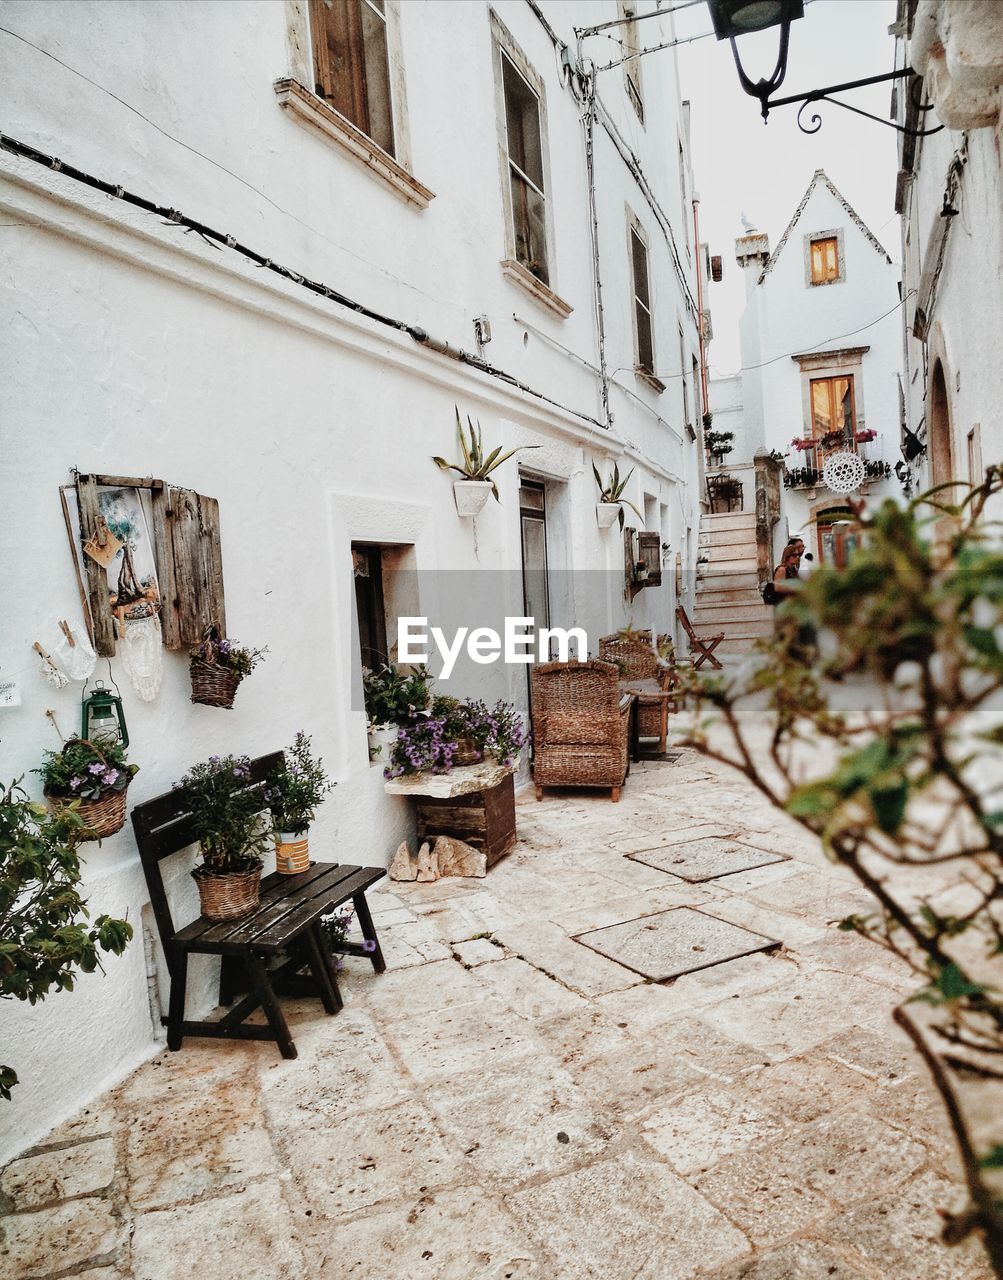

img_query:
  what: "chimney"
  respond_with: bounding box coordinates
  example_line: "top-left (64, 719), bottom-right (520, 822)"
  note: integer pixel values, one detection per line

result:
top-left (735, 232), bottom-right (770, 297)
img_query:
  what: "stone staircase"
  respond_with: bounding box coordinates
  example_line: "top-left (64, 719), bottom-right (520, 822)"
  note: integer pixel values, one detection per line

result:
top-left (693, 510), bottom-right (772, 657)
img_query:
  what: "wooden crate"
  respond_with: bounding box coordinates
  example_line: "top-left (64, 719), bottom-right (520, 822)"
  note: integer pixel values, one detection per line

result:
top-left (415, 772), bottom-right (516, 868)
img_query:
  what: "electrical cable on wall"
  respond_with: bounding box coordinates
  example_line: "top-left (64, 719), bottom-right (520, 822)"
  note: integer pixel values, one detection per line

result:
top-left (0, 131), bottom-right (608, 432)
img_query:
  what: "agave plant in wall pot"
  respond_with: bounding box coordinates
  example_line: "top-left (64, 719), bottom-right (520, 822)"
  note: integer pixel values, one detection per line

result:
top-left (265, 732), bottom-right (334, 875)
top-left (593, 462), bottom-right (644, 531)
top-left (433, 407), bottom-right (538, 517)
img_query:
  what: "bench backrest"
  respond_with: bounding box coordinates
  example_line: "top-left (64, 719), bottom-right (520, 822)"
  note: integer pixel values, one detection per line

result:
top-left (130, 751), bottom-right (284, 949)
top-left (676, 605), bottom-right (697, 642)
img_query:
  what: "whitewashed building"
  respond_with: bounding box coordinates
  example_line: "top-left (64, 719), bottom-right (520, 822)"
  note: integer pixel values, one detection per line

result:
top-left (893, 0), bottom-right (1003, 499)
top-left (0, 1), bottom-right (706, 1159)
top-left (697, 171), bottom-right (902, 655)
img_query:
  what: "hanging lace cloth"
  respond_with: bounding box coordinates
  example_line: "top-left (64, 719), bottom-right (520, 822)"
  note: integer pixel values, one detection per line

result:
top-left (121, 614), bottom-right (163, 701)
top-left (53, 619), bottom-right (97, 682)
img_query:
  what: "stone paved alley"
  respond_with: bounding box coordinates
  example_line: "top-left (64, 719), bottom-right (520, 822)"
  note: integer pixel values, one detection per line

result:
top-left (0, 750), bottom-right (992, 1280)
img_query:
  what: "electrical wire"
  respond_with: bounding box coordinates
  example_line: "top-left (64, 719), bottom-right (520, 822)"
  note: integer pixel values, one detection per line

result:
top-left (0, 24), bottom-right (462, 316)
top-left (0, 131), bottom-right (608, 432)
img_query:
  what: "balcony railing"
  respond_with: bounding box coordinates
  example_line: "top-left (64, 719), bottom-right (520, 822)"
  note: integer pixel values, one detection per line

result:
top-left (784, 430), bottom-right (886, 490)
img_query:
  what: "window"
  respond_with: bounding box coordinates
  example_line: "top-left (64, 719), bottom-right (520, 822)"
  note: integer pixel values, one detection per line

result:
top-left (309, 0), bottom-right (394, 156)
top-left (501, 51), bottom-right (548, 285)
top-left (678, 141), bottom-right (690, 254)
top-left (618, 1), bottom-right (644, 121)
top-left (353, 544), bottom-right (389, 669)
top-left (810, 235), bottom-right (840, 284)
top-left (631, 227), bottom-right (654, 375)
top-left (810, 376), bottom-right (856, 441)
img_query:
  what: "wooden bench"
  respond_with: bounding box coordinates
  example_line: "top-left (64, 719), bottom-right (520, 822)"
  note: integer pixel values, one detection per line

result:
top-left (131, 751), bottom-right (386, 1060)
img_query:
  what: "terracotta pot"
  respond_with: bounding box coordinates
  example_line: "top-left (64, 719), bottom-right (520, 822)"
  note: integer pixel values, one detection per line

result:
top-left (275, 831), bottom-right (310, 876)
top-left (192, 861), bottom-right (262, 921)
top-left (452, 480), bottom-right (492, 517)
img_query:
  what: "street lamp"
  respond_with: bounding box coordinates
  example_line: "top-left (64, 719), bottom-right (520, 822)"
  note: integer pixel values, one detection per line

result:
top-left (708, 0), bottom-right (804, 119)
top-left (706, 0), bottom-right (944, 137)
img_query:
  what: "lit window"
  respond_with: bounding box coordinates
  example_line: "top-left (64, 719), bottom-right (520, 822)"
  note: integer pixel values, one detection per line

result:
top-left (631, 228), bottom-right (654, 375)
top-left (810, 376), bottom-right (856, 441)
top-left (309, 0), bottom-right (395, 156)
top-left (810, 236), bottom-right (840, 284)
top-left (501, 52), bottom-right (548, 285)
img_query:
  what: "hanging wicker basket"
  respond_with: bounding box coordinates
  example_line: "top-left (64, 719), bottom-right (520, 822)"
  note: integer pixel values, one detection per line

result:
top-left (45, 738), bottom-right (130, 841)
top-left (190, 658), bottom-right (241, 709)
top-left (192, 861), bottom-right (262, 921)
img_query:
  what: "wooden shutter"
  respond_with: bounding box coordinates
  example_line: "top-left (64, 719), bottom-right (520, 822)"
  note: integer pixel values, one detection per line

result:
top-left (638, 531), bottom-right (662, 586)
top-left (75, 474), bottom-right (118, 657)
top-left (156, 487), bottom-right (226, 649)
top-left (309, 0), bottom-right (368, 131)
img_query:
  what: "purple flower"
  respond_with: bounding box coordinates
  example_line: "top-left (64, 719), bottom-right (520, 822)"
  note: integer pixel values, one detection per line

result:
top-left (88, 763), bottom-right (105, 775)
top-left (69, 775), bottom-right (84, 789)
top-left (102, 767), bottom-right (120, 784)
top-left (362, 939), bottom-right (377, 953)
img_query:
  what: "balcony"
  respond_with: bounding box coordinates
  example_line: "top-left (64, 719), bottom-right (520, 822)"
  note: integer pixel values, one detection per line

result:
top-left (783, 430), bottom-right (887, 490)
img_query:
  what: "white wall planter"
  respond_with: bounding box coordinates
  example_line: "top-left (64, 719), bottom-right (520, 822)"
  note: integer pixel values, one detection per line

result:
top-left (367, 723), bottom-right (398, 765)
top-left (596, 502), bottom-right (620, 529)
top-left (453, 480), bottom-right (493, 517)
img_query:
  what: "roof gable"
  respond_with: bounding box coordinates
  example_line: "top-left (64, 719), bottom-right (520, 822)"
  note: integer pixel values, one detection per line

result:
top-left (757, 169), bottom-right (892, 284)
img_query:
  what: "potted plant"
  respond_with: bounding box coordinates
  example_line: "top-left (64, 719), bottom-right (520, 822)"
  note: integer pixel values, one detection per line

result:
top-left (363, 664), bottom-right (431, 760)
top-left (174, 754), bottom-right (272, 920)
top-left (0, 780), bottom-right (133, 1098)
top-left (634, 560), bottom-right (650, 583)
top-left (592, 462), bottom-right (644, 530)
top-left (189, 624), bottom-right (266, 710)
top-left (433, 407), bottom-right (538, 516)
top-left (265, 732), bottom-right (334, 875)
top-left (385, 698), bottom-right (527, 778)
top-left (36, 736), bottom-right (139, 840)
top-left (704, 429), bottom-right (735, 466)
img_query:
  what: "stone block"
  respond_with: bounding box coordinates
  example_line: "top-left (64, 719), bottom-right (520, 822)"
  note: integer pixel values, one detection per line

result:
top-left (389, 840), bottom-right (418, 881)
top-left (416, 841), bottom-right (437, 882)
top-left (0, 1198), bottom-right (123, 1278)
top-left (1, 1137), bottom-right (116, 1209)
top-left (433, 836), bottom-right (487, 878)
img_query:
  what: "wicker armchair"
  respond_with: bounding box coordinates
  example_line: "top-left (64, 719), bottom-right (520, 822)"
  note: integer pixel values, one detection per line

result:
top-left (531, 659), bottom-right (631, 803)
top-left (598, 631), bottom-right (682, 737)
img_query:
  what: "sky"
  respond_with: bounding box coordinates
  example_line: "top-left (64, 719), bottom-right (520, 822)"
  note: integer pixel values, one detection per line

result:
top-left (670, 0), bottom-right (899, 375)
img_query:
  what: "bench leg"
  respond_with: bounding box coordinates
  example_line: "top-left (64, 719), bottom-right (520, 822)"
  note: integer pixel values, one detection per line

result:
top-left (305, 922), bottom-right (343, 1015)
top-left (166, 951), bottom-right (188, 1052)
top-left (245, 953), bottom-right (297, 1060)
top-left (352, 891), bottom-right (386, 974)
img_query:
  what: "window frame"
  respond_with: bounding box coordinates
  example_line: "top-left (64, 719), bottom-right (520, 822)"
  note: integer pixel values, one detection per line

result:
top-left (618, 0), bottom-right (644, 123)
top-left (308, 0), bottom-right (396, 158)
top-left (626, 209), bottom-right (663, 392)
top-left (490, 11), bottom-right (570, 318)
top-left (809, 374), bottom-right (857, 442)
top-left (804, 228), bottom-right (846, 287)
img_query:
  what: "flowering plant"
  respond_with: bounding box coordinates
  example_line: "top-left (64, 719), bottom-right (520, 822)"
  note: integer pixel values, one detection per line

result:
top-left (363, 664), bottom-right (430, 726)
top-left (173, 754), bottom-right (271, 875)
top-left (36, 736), bottom-right (138, 802)
top-left (322, 906), bottom-right (378, 969)
top-left (190, 628), bottom-right (266, 681)
top-left (265, 732), bottom-right (334, 834)
top-left (385, 698), bottom-right (527, 777)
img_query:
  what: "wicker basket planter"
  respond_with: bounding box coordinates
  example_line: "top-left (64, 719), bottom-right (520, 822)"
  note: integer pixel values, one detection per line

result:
top-left (192, 860), bottom-right (263, 921)
top-left (46, 785), bottom-right (129, 840)
top-left (275, 832), bottom-right (310, 876)
top-left (190, 659), bottom-right (242, 709)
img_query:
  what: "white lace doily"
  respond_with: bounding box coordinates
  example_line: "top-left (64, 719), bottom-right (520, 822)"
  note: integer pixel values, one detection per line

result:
top-left (822, 450), bottom-right (866, 494)
top-left (54, 620), bottom-right (97, 682)
top-left (121, 614), bottom-right (163, 701)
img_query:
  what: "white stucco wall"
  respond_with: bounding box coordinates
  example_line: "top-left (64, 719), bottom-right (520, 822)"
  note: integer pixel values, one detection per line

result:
top-left (0, 0), bottom-right (703, 1159)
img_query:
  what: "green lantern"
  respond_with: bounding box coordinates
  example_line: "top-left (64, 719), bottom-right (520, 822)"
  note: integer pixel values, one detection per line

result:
top-left (81, 680), bottom-right (129, 748)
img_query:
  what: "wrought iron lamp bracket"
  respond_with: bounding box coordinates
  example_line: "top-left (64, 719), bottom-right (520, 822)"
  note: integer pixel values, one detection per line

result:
top-left (762, 68), bottom-right (944, 137)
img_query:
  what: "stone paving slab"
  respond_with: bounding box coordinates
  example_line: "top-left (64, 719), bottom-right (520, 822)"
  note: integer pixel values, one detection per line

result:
top-left (1, 744), bottom-right (991, 1280)
top-left (628, 837), bottom-right (788, 883)
top-left (574, 906), bottom-right (779, 982)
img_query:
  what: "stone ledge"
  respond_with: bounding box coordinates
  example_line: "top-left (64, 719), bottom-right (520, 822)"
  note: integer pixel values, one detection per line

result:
top-left (500, 258), bottom-right (573, 319)
top-left (273, 79), bottom-right (435, 210)
top-left (384, 760), bottom-right (515, 798)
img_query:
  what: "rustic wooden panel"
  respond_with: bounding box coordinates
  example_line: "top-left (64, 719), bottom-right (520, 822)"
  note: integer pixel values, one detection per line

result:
top-left (75, 474), bottom-right (116, 656)
top-left (168, 487), bottom-right (226, 647)
top-left (151, 485), bottom-right (181, 649)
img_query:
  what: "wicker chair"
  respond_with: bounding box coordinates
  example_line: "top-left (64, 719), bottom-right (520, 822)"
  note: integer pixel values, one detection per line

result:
top-left (531, 660), bottom-right (631, 803)
top-left (598, 631), bottom-right (682, 737)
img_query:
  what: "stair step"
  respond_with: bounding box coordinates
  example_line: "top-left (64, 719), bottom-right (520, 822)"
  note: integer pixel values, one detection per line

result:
top-left (699, 528), bottom-right (757, 548)
top-left (694, 605), bottom-right (772, 625)
top-left (700, 556), bottom-right (758, 573)
top-left (694, 590), bottom-right (766, 607)
top-left (694, 572), bottom-right (761, 592)
top-left (700, 511), bottom-right (756, 528)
